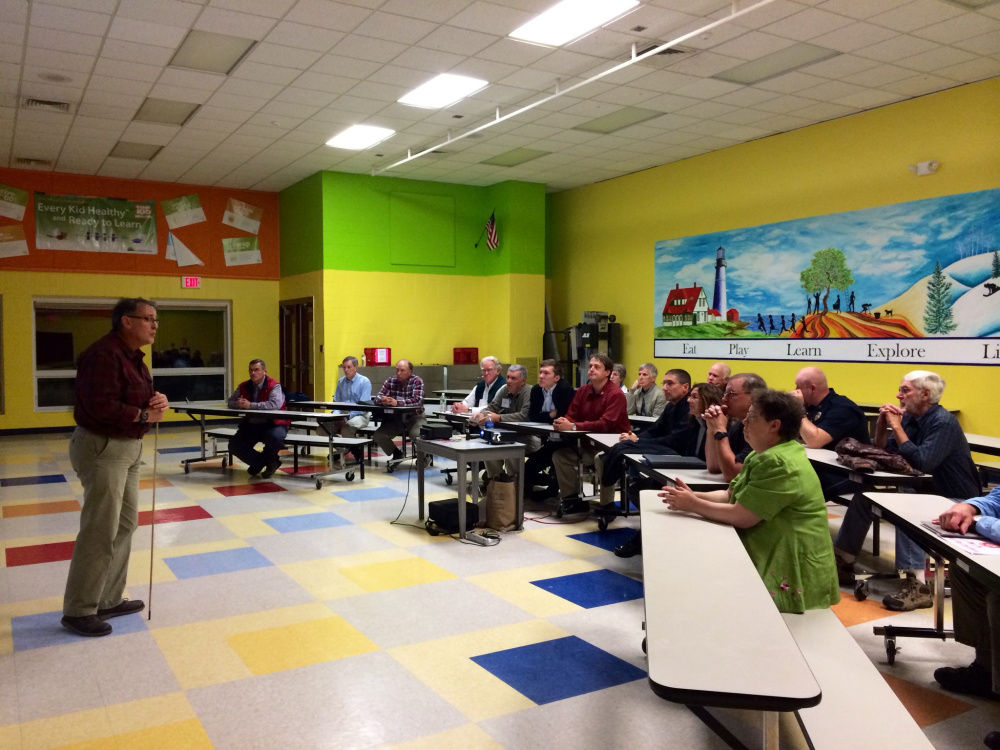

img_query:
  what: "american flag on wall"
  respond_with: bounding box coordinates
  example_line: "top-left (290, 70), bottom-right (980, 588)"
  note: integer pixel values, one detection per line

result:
top-left (485, 211), bottom-right (498, 250)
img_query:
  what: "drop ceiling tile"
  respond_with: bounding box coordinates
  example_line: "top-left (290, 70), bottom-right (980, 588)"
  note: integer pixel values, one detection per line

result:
top-left (208, 0), bottom-right (298, 20)
top-left (264, 21), bottom-right (344, 53)
top-left (710, 30), bottom-right (799, 61)
top-left (751, 93), bottom-right (817, 113)
top-left (194, 7), bottom-right (277, 40)
top-left (798, 78), bottom-right (868, 101)
top-left (352, 12), bottom-right (437, 45)
top-left (763, 7), bottom-right (856, 41)
top-left (0, 1), bottom-right (28, 24)
top-left (0, 45), bottom-right (22, 65)
top-left (418, 25), bottom-right (499, 56)
top-left (367, 64), bottom-right (435, 88)
top-left (246, 112), bottom-right (303, 130)
top-left (897, 44), bottom-right (978, 73)
top-left (454, 57), bottom-right (520, 83)
top-left (18, 78), bottom-right (84, 102)
top-left (309, 53), bottom-right (382, 79)
top-left (868, 0), bottom-right (962, 34)
top-left (181, 118), bottom-right (240, 136)
top-left (192, 105), bottom-right (253, 123)
top-left (0, 21), bottom-right (25, 45)
top-left (218, 76), bottom-right (284, 99)
top-left (285, 0), bottom-right (373, 32)
top-left (26, 26), bottom-right (103, 56)
top-left (330, 34), bottom-right (407, 63)
top-left (259, 99), bottom-right (321, 119)
top-left (99, 38), bottom-right (174, 68)
top-left (832, 88), bottom-right (903, 109)
top-left (72, 115), bottom-right (130, 134)
top-left (936, 56), bottom-right (1000, 83)
top-left (318, 94), bottom-right (385, 115)
top-left (87, 74), bottom-right (154, 97)
top-left (29, 3), bottom-right (111, 37)
top-left (629, 68), bottom-right (704, 94)
top-left (815, 0), bottom-right (902, 20)
top-left (206, 91), bottom-right (271, 112)
top-left (245, 43), bottom-right (324, 71)
top-left (93, 57), bottom-right (163, 82)
top-left (954, 29), bottom-right (1000, 56)
top-left (723, 0), bottom-right (806, 31)
top-left (670, 77), bottom-right (742, 99)
top-left (589, 85), bottom-right (666, 107)
top-left (293, 70), bottom-right (360, 94)
top-left (808, 20), bottom-right (897, 53)
top-left (712, 86), bottom-right (781, 107)
top-left (99, 157), bottom-right (150, 178)
top-left (24, 47), bottom-right (96, 75)
top-left (107, 17), bottom-right (187, 48)
top-left (156, 67), bottom-right (225, 92)
top-left (641, 91), bottom-right (704, 112)
top-left (148, 82), bottom-right (212, 105)
top-left (345, 79), bottom-right (409, 103)
top-left (444, 1), bottom-right (532, 32)
top-left (477, 38), bottom-right (552, 66)
top-left (76, 102), bottom-right (139, 120)
top-left (799, 53), bottom-right (878, 79)
top-left (117, 0), bottom-right (201, 28)
top-left (81, 88), bottom-right (146, 110)
top-left (275, 86), bottom-right (339, 107)
top-left (853, 34), bottom-right (939, 63)
top-left (712, 106), bottom-right (776, 125)
top-left (387, 45), bottom-right (465, 74)
top-left (790, 100), bottom-right (857, 120)
top-left (668, 49), bottom-right (746, 77)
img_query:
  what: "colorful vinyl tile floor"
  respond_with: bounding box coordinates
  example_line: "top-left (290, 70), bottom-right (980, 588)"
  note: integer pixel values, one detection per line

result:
top-left (0, 427), bottom-right (998, 749)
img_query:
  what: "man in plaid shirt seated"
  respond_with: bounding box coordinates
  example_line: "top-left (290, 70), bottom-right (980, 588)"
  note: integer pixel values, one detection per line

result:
top-left (373, 359), bottom-right (426, 467)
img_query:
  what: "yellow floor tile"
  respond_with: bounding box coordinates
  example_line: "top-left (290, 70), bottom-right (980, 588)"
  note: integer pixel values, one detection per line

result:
top-left (228, 616), bottom-right (378, 675)
top-left (53, 718), bottom-right (213, 750)
top-left (104, 693), bottom-right (197, 735)
top-left (360, 519), bottom-right (452, 547)
top-left (339, 557), bottom-right (455, 592)
top-left (388, 620), bottom-right (568, 722)
top-left (518, 526), bottom-right (611, 558)
top-left (278, 548), bottom-right (416, 600)
top-left (467, 559), bottom-right (598, 617)
top-left (383, 723), bottom-right (505, 750)
top-left (0, 724), bottom-right (21, 750)
top-left (17, 705), bottom-right (116, 750)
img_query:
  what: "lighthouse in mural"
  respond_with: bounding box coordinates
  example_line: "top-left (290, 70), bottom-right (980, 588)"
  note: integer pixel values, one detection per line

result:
top-left (712, 246), bottom-right (727, 316)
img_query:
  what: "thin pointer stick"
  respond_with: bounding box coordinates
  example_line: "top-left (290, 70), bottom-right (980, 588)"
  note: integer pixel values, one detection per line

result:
top-left (147, 422), bottom-right (158, 620)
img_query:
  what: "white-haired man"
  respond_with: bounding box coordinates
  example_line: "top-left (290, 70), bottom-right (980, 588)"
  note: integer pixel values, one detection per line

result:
top-left (834, 370), bottom-right (980, 611)
top-left (626, 362), bottom-right (666, 417)
top-left (451, 356), bottom-right (505, 414)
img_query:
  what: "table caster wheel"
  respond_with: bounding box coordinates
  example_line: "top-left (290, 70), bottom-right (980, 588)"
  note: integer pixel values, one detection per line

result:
top-left (345, 471), bottom-right (355, 482)
top-left (597, 516), bottom-right (609, 531)
top-left (221, 456), bottom-right (228, 468)
top-left (885, 637), bottom-right (897, 665)
top-left (183, 463), bottom-right (190, 474)
top-left (854, 579), bottom-right (869, 601)
top-left (445, 473), bottom-right (453, 485)
top-left (315, 479), bottom-right (323, 490)
top-left (386, 462), bottom-right (395, 474)
top-left (641, 637), bottom-right (647, 654)
top-left (555, 505), bottom-right (564, 518)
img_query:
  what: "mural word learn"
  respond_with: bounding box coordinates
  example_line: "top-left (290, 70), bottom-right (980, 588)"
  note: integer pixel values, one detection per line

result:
top-left (653, 188), bottom-right (1000, 366)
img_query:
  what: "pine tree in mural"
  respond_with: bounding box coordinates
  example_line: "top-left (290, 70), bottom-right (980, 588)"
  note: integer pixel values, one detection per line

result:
top-left (992, 249), bottom-right (1000, 279)
top-left (924, 261), bottom-right (957, 335)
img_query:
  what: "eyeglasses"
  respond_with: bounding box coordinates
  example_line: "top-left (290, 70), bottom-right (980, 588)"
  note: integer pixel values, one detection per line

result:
top-left (127, 315), bottom-right (158, 325)
top-left (722, 389), bottom-right (746, 400)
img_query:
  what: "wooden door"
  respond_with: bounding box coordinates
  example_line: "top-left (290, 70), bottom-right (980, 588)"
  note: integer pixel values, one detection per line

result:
top-left (279, 299), bottom-right (313, 398)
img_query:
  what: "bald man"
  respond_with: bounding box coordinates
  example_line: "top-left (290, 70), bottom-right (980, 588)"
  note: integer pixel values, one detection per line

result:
top-left (706, 362), bottom-right (731, 388)
top-left (791, 366), bottom-right (869, 450)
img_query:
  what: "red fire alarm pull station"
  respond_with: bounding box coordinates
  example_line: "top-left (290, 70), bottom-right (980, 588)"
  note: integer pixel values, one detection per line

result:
top-left (364, 347), bottom-right (391, 366)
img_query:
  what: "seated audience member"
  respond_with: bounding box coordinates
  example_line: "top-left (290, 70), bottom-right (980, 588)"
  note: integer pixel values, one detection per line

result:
top-left (228, 359), bottom-right (289, 479)
top-left (451, 356), bottom-right (505, 413)
top-left (626, 363), bottom-right (666, 417)
top-left (474, 364), bottom-right (535, 477)
top-left (373, 359), bottom-right (426, 466)
top-left (703, 373), bottom-right (766, 481)
top-left (792, 366), bottom-right (869, 450)
top-left (834, 370), bottom-right (980, 611)
top-left (524, 359), bottom-right (575, 499)
top-left (610, 381), bottom-right (723, 559)
top-left (660, 389), bottom-right (840, 614)
top-left (933, 487), bottom-right (1000, 702)
top-left (706, 362), bottom-right (731, 388)
top-left (326, 355), bottom-right (371, 464)
top-left (551, 354), bottom-right (630, 515)
top-left (610, 363), bottom-right (628, 394)
top-left (619, 369), bottom-right (691, 443)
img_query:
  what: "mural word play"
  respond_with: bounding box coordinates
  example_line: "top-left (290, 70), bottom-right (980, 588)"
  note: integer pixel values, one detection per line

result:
top-left (653, 188), bottom-right (1000, 366)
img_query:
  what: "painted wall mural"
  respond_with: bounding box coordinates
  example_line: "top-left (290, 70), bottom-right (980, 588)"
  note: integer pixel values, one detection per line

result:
top-left (653, 188), bottom-right (1000, 366)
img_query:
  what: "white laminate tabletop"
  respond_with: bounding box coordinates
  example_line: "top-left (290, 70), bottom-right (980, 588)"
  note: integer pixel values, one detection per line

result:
top-left (640, 490), bottom-right (820, 708)
top-left (966, 432), bottom-right (1000, 456)
top-left (626, 456), bottom-right (729, 491)
top-left (804, 447), bottom-right (931, 484)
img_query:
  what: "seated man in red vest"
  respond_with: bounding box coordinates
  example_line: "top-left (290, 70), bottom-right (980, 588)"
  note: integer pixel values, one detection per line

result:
top-left (228, 359), bottom-right (290, 479)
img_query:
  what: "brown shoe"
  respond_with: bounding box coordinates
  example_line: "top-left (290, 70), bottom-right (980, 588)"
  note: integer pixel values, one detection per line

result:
top-left (97, 598), bottom-right (145, 619)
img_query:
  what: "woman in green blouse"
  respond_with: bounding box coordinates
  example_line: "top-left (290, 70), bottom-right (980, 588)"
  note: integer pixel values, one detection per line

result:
top-left (659, 388), bottom-right (840, 613)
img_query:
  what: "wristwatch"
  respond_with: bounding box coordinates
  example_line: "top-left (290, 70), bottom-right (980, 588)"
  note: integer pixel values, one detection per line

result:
top-left (713, 430), bottom-right (727, 441)
top-left (139, 410), bottom-right (149, 424)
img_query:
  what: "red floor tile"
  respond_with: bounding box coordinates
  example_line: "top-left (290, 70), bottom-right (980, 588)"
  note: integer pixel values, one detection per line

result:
top-left (6, 540), bottom-right (75, 567)
top-left (213, 482), bottom-right (287, 497)
top-left (138, 505), bottom-right (212, 525)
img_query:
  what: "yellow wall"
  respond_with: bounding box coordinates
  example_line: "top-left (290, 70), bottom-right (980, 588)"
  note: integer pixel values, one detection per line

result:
top-left (0, 271), bottom-right (279, 430)
top-left (281, 269), bottom-right (546, 399)
top-left (547, 79), bottom-right (1000, 445)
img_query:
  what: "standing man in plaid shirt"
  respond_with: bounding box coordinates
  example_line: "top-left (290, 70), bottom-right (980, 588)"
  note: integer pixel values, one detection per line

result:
top-left (62, 298), bottom-right (169, 637)
top-left (373, 359), bottom-right (425, 467)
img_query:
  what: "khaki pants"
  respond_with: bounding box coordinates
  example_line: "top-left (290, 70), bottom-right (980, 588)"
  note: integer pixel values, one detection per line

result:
top-left (374, 415), bottom-right (425, 456)
top-left (485, 435), bottom-right (541, 478)
top-left (64, 427), bottom-right (143, 617)
top-left (552, 445), bottom-right (608, 500)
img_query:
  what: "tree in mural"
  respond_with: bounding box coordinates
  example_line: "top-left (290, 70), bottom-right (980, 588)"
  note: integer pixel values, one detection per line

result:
top-left (800, 247), bottom-right (854, 314)
top-left (992, 249), bottom-right (1000, 279)
top-left (924, 261), bottom-right (957, 335)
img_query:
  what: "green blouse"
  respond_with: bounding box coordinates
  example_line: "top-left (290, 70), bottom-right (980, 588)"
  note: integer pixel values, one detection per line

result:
top-left (730, 439), bottom-right (840, 613)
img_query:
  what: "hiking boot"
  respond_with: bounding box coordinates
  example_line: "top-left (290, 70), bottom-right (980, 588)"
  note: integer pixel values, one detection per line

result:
top-left (934, 661), bottom-right (998, 699)
top-left (882, 576), bottom-right (932, 611)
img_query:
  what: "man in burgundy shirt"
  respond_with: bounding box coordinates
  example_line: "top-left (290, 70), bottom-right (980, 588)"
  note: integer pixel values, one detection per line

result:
top-left (63, 298), bottom-right (168, 637)
top-left (552, 354), bottom-right (630, 515)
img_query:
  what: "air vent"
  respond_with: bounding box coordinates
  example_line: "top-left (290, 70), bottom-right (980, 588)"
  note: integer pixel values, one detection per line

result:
top-left (21, 97), bottom-right (73, 113)
top-left (636, 43), bottom-right (688, 58)
top-left (16, 157), bottom-right (53, 167)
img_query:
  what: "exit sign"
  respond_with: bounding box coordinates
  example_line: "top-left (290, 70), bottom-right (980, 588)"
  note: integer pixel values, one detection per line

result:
top-left (182, 276), bottom-right (201, 289)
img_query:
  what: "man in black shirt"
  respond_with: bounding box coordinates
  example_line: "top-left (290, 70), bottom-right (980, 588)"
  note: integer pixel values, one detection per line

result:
top-left (792, 366), bottom-right (869, 450)
top-left (704, 373), bottom-right (766, 481)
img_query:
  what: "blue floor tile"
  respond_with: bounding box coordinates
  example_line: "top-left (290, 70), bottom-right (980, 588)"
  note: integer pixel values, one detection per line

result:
top-left (0, 474), bottom-right (66, 487)
top-left (163, 547), bottom-right (273, 579)
top-left (568, 527), bottom-right (636, 552)
top-left (530, 569), bottom-right (644, 608)
top-left (263, 512), bottom-right (351, 533)
top-left (333, 487), bottom-right (407, 502)
top-left (11, 610), bottom-right (148, 651)
top-left (471, 635), bottom-right (645, 705)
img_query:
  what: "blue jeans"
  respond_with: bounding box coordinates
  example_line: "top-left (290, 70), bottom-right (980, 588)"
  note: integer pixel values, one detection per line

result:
top-left (834, 491), bottom-right (926, 570)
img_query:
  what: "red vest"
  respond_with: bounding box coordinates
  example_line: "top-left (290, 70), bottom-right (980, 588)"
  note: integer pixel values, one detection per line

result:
top-left (239, 376), bottom-right (290, 426)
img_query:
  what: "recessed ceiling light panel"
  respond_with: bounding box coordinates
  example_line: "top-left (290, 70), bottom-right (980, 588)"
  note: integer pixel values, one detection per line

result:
top-left (110, 141), bottom-right (162, 160)
top-left (399, 74), bottom-right (489, 109)
top-left (134, 98), bottom-right (199, 126)
top-left (326, 125), bottom-right (395, 150)
top-left (712, 43), bottom-right (840, 85)
top-left (169, 29), bottom-right (255, 75)
top-left (509, 0), bottom-right (639, 47)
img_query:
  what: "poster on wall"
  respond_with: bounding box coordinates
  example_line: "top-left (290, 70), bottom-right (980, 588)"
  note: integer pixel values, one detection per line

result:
top-left (222, 198), bottom-right (262, 235)
top-left (0, 183), bottom-right (28, 221)
top-left (166, 232), bottom-right (204, 267)
top-left (161, 194), bottom-right (206, 230)
top-left (0, 224), bottom-right (28, 258)
top-left (222, 236), bottom-right (261, 266)
top-left (653, 188), bottom-right (1000, 366)
top-left (35, 194), bottom-right (157, 253)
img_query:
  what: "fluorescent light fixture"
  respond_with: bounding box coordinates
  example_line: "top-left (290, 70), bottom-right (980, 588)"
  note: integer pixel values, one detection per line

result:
top-left (326, 124), bottom-right (395, 150)
top-left (574, 107), bottom-right (663, 134)
top-left (509, 0), bottom-right (639, 47)
top-left (110, 142), bottom-right (162, 160)
top-left (712, 43), bottom-right (840, 85)
top-left (399, 73), bottom-right (488, 109)
top-left (480, 148), bottom-right (549, 167)
top-left (134, 98), bottom-right (199, 126)
top-left (169, 30), bottom-right (256, 75)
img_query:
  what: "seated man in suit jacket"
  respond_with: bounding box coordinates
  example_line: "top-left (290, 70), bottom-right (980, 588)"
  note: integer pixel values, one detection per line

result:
top-left (523, 358), bottom-right (574, 499)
